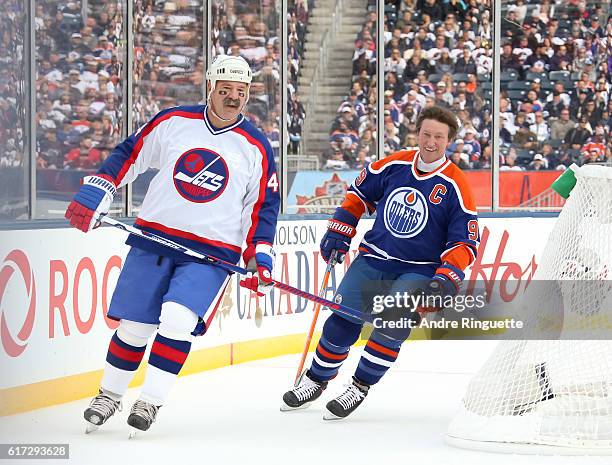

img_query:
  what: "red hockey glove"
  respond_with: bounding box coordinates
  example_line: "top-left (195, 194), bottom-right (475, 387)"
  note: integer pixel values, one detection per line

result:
top-left (65, 175), bottom-right (116, 232)
top-left (240, 244), bottom-right (275, 295)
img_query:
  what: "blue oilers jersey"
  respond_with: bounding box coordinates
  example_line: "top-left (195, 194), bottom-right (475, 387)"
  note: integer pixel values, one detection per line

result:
top-left (341, 150), bottom-right (479, 275)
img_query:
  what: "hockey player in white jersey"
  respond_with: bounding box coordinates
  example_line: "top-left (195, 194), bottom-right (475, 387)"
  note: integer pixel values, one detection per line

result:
top-left (65, 55), bottom-right (280, 434)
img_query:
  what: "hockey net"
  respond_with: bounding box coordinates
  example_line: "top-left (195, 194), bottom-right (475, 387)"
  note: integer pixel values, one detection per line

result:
top-left (447, 165), bottom-right (612, 455)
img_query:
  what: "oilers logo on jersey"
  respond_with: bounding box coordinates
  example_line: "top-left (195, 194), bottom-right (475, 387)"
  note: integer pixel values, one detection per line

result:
top-left (383, 187), bottom-right (429, 239)
top-left (173, 148), bottom-right (229, 203)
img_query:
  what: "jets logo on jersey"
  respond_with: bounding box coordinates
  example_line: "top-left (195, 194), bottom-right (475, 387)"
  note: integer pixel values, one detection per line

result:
top-left (383, 187), bottom-right (428, 238)
top-left (173, 148), bottom-right (229, 203)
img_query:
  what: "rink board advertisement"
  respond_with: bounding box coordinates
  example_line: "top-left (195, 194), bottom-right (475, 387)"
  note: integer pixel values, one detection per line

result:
top-left (0, 216), bottom-right (555, 414)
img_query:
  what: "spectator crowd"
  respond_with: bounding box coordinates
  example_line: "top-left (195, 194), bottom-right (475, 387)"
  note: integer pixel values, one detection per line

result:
top-left (321, 0), bottom-right (611, 171)
top-left (212, 0), bottom-right (311, 159)
top-left (30, 0), bottom-right (298, 171)
top-left (494, 0), bottom-right (612, 171)
top-left (34, 0), bottom-right (125, 171)
top-left (4, 0), bottom-right (612, 176)
top-left (0, 1), bottom-right (27, 169)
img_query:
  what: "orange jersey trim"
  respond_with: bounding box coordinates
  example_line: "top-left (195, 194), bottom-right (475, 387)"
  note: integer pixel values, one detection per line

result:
top-left (368, 150), bottom-right (416, 172)
top-left (341, 192), bottom-right (370, 218)
top-left (440, 163), bottom-right (477, 213)
top-left (441, 243), bottom-right (477, 270)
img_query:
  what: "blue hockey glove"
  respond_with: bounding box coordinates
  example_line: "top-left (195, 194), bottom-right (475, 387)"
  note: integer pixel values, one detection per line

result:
top-left (413, 264), bottom-right (465, 314)
top-left (320, 208), bottom-right (358, 263)
top-left (430, 262), bottom-right (465, 296)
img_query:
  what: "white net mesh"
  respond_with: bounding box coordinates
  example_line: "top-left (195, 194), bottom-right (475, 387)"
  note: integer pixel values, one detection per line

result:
top-left (447, 165), bottom-right (612, 454)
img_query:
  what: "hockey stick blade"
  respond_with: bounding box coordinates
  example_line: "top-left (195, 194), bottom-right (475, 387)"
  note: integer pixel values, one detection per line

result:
top-left (100, 216), bottom-right (362, 320)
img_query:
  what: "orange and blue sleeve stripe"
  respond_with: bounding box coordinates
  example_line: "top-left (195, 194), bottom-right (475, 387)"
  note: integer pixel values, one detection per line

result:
top-left (440, 242), bottom-right (478, 271)
top-left (439, 164), bottom-right (479, 271)
top-left (340, 192), bottom-right (372, 219)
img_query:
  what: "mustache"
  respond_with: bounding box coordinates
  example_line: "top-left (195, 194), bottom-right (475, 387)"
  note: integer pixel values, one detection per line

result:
top-left (224, 98), bottom-right (241, 106)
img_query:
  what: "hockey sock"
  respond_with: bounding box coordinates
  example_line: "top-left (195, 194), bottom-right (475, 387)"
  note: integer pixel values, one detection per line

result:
top-left (354, 333), bottom-right (401, 386)
top-left (101, 331), bottom-right (147, 398)
top-left (140, 334), bottom-right (191, 405)
top-left (309, 313), bottom-right (362, 382)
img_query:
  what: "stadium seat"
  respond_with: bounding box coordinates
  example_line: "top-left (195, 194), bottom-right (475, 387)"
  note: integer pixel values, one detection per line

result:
top-left (506, 89), bottom-right (527, 100)
top-left (540, 80), bottom-right (554, 91)
top-left (428, 73), bottom-right (443, 83)
top-left (549, 139), bottom-right (563, 149)
top-left (516, 149), bottom-right (535, 166)
top-left (452, 73), bottom-right (470, 83)
top-left (384, 3), bottom-right (396, 12)
top-left (477, 74), bottom-right (491, 82)
top-left (480, 81), bottom-right (492, 90)
top-left (549, 70), bottom-right (571, 81)
top-left (563, 83), bottom-right (575, 95)
top-left (385, 3), bottom-right (397, 25)
top-left (500, 70), bottom-right (518, 82)
top-left (526, 72), bottom-right (547, 81)
top-left (508, 81), bottom-right (531, 90)
top-left (556, 28), bottom-right (571, 38)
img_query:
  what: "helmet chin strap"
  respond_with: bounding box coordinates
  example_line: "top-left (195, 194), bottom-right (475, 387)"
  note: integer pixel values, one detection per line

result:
top-left (208, 100), bottom-right (236, 122)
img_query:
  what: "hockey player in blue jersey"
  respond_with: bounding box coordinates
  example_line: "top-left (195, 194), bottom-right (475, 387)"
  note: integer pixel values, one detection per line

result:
top-left (65, 55), bottom-right (280, 434)
top-left (282, 106), bottom-right (479, 420)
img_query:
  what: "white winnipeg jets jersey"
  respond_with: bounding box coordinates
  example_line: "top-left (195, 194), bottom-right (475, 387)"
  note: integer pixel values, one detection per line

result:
top-left (97, 105), bottom-right (280, 264)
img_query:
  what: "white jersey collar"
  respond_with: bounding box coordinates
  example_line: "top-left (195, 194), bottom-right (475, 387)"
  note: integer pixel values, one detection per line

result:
top-left (416, 151), bottom-right (447, 172)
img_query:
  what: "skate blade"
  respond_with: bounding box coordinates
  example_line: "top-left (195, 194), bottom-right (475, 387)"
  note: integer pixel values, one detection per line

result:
top-left (322, 410), bottom-right (345, 421)
top-left (279, 401), bottom-right (312, 412)
top-left (85, 422), bottom-right (99, 434)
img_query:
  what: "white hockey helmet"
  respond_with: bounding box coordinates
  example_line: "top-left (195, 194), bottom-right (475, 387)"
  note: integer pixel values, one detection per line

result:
top-left (206, 54), bottom-right (252, 88)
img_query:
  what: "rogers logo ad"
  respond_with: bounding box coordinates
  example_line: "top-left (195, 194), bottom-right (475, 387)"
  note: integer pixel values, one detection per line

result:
top-left (0, 249), bottom-right (121, 358)
top-left (0, 250), bottom-right (36, 357)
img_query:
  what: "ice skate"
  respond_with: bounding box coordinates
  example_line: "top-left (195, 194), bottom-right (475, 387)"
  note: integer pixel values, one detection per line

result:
top-left (127, 399), bottom-right (160, 438)
top-left (84, 389), bottom-right (122, 433)
top-left (323, 377), bottom-right (369, 420)
top-left (281, 371), bottom-right (327, 411)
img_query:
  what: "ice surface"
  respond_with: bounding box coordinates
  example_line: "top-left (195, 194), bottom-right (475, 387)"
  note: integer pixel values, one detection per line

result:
top-left (0, 341), bottom-right (606, 464)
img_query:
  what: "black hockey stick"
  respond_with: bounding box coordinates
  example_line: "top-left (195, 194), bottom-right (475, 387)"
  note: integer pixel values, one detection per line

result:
top-left (99, 216), bottom-right (362, 321)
